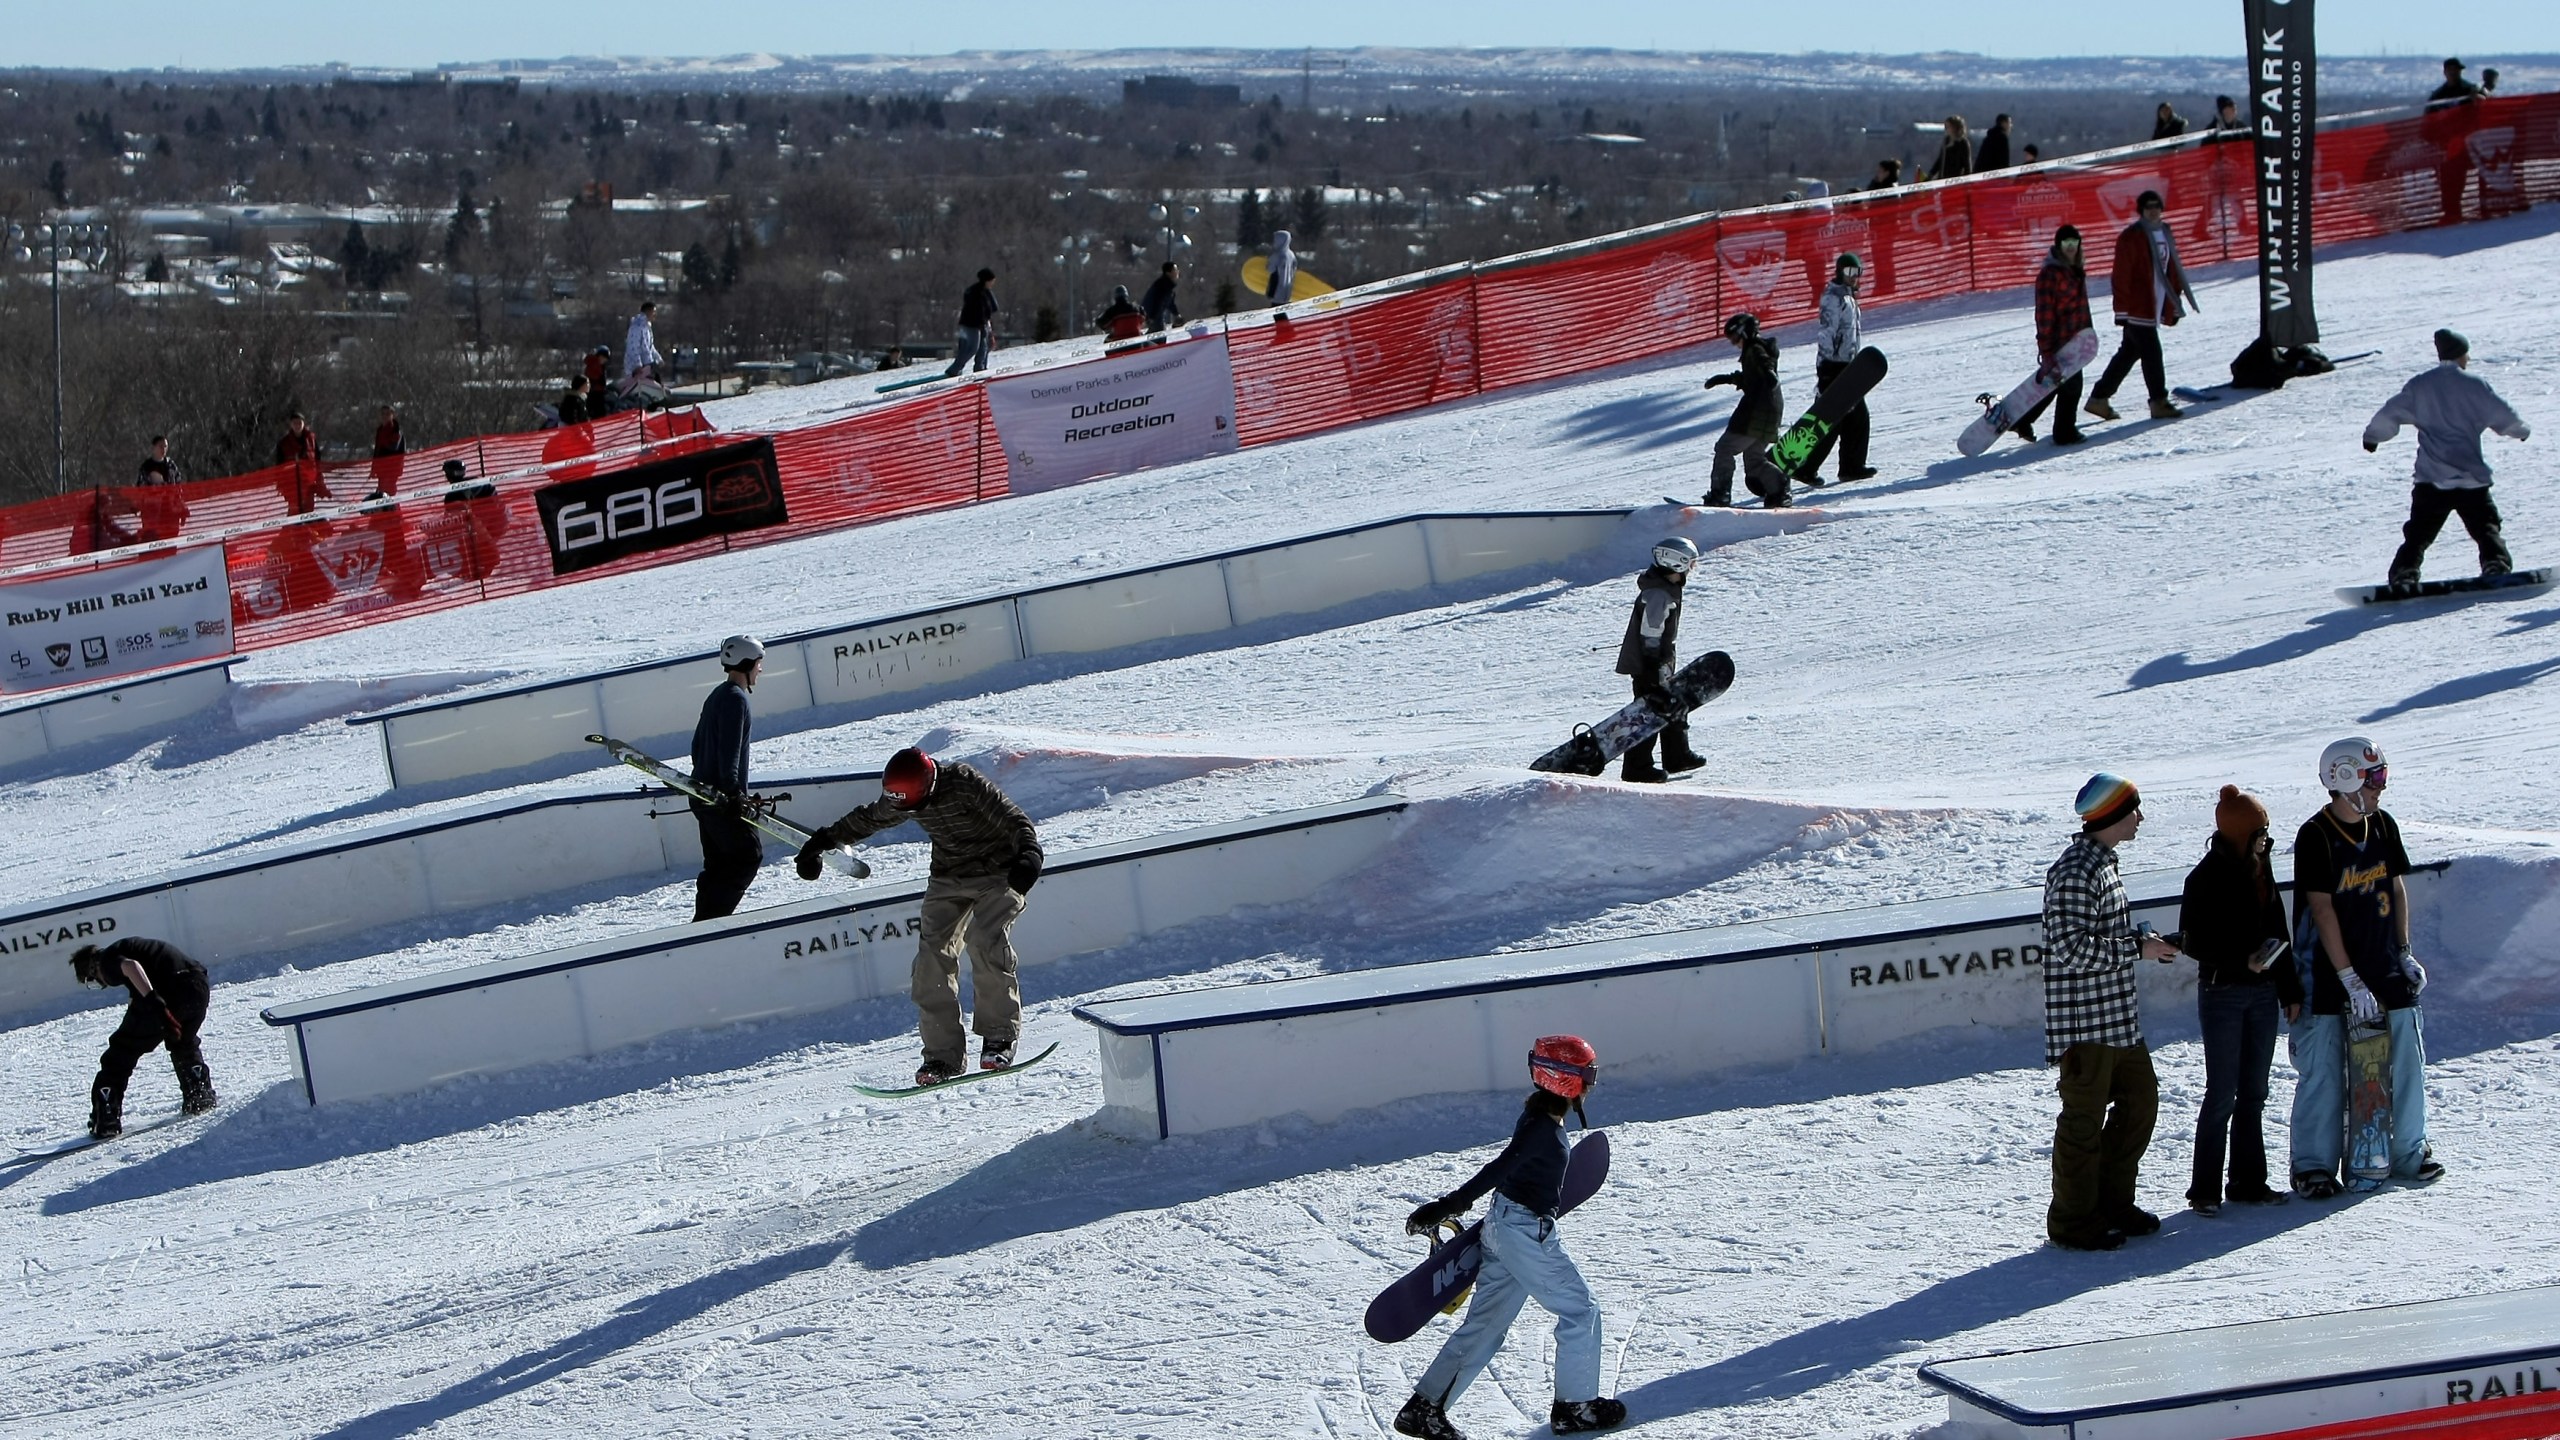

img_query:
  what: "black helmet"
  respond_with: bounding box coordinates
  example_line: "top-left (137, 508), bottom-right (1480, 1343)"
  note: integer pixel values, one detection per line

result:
top-left (1723, 312), bottom-right (1760, 343)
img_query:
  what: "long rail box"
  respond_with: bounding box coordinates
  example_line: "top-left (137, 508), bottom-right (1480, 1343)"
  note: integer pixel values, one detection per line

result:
top-left (0, 656), bottom-right (235, 771)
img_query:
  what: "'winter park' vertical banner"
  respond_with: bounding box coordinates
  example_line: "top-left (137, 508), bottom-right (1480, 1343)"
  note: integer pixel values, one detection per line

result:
top-left (985, 334), bottom-right (1240, 495)
top-left (0, 545), bottom-right (232, 695)
top-left (2245, 0), bottom-right (2319, 347)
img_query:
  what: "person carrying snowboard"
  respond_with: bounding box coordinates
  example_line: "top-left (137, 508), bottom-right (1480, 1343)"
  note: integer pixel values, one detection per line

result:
top-left (689, 635), bottom-right (767, 922)
top-left (2177, 785), bottom-right (2300, 1215)
top-left (1803, 254), bottom-right (1877, 483)
top-left (2017, 226), bottom-right (2092, 446)
top-left (1393, 1036), bottom-right (1626, 1439)
top-left (796, 748), bottom-right (1044, 1085)
top-left (2084, 191), bottom-right (2196, 425)
top-left (1702, 312), bottom-right (1791, 508)
top-left (1612, 537), bottom-right (1707, 784)
top-left (2363, 328), bottom-right (2532, 593)
top-left (69, 938), bottom-right (219, 1139)
top-left (2287, 738), bottom-right (2437, 1197)
top-left (1263, 228), bottom-right (1298, 309)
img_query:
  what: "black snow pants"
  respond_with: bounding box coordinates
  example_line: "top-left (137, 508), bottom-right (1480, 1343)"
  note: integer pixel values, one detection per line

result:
top-left (2389, 484), bottom-right (2509, 582)
top-left (693, 803), bottom-right (764, 922)
top-left (95, 968), bottom-right (209, 1092)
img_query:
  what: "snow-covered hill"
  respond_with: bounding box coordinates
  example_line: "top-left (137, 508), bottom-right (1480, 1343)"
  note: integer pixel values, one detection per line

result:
top-left (3, 209), bottom-right (2557, 1439)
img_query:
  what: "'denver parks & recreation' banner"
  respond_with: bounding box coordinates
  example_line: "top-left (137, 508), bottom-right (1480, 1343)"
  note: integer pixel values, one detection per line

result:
top-left (985, 334), bottom-right (1241, 494)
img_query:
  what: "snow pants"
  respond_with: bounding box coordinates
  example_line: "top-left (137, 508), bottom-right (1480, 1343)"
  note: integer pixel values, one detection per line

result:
top-left (2289, 1007), bottom-right (2430, 1181)
top-left (1621, 673), bottom-right (1695, 774)
top-left (2188, 982), bottom-right (2281, 1206)
top-left (2020, 372), bottom-right (2086, 436)
top-left (1802, 358), bottom-right (1872, 476)
top-left (94, 969), bottom-right (210, 1094)
top-left (1414, 1197), bottom-right (1603, 1408)
top-left (692, 804), bottom-right (762, 923)
top-left (2091, 322), bottom-right (2166, 405)
top-left (943, 326), bottom-right (991, 377)
top-left (1710, 430), bottom-right (1790, 506)
top-left (2047, 1041), bottom-right (2158, 1246)
top-left (913, 873), bottom-right (1025, 1070)
top-left (2389, 484), bottom-right (2508, 582)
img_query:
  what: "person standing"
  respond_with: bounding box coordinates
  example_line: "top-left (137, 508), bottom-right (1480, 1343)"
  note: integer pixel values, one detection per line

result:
top-left (623, 300), bottom-right (664, 396)
top-left (1141, 261), bottom-right (1182, 332)
top-left (2208, 95), bottom-right (2248, 141)
top-left (1613, 537), bottom-right (1706, 785)
top-left (558, 374), bottom-right (592, 426)
top-left (2288, 738), bottom-right (2438, 1197)
top-left (1976, 113), bottom-right (2015, 172)
top-left (943, 269), bottom-right (1001, 377)
top-left (2152, 102), bottom-right (2189, 140)
top-left (2428, 57), bottom-right (2482, 108)
top-left (1702, 313), bottom-right (1790, 508)
top-left (1866, 158), bottom-right (1903, 191)
top-left (69, 939), bottom-right (218, 1139)
top-left (1094, 284), bottom-right (1148, 341)
top-left (1263, 228), bottom-right (1299, 309)
top-left (2178, 785), bottom-right (2300, 1215)
top-left (136, 435), bottom-right (179, 485)
top-left (796, 747), bottom-right (1044, 1085)
top-left (1393, 1037), bottom-right (1625, 1440)
top-left (584, 345), bottom-right (616, 412)
top-left (2017, 226), bottom-right (2093, 446)
top-left (2363, 328), bottom-right (2532, 592)
top-left (1803, 253), bottom-right (1877, 483)
top-left (1927, 117), bottom-right (1973, 181)
top-left (273, 411), bottom-right (330, 515)
top-left (369, 403), bottom-right (407, 496)
top-left (2084, 191), bottom-right (2196, 425)
top-left (2041, 774), bottom-right (2183, 1251)
top-left (688, 635), bottom-right (766, 923)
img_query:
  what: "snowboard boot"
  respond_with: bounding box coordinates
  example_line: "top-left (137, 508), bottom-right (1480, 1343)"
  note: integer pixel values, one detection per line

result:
top-left (915, 1057), bottom-right (964, 1088)
top-left (179, 1062), bottom-right (219, 1115)
top-left (89, 1082), bottom-right (124, 1141)
top-left (1394, 1393), bottom-right (1467, 1440)
top-left (979, 1038), bottom-right (1017, 1071)
top-left (1701, 487), bottom-right (1734, 508)
top-left (2012, 420), bottom-right (2036, 443)
top-left (2385, 568), bottom-right (2421, 598)
top-left (1661, 744), bottom-right (1706, 775)
top-left (1840, 466), bottom-right (1879, 481)
top-left (1620, 755), bottom-right (1668, 784)
top-left (2052, 426), bottom-right (2087, 446)
top-left (2048, 1225), bottom-right (2125, 1252)
top-left (2291, 1169), bottom-right (2343, 1200)
top-left (2148, 396), bottom-right (2183, 421)
top-left (1551, 1398), bottom-right (1627, 1435)
top-left (2107, 1205), bottom-right (2162, 1237)
top-left (2083, 394), bottom-right (2120, 422)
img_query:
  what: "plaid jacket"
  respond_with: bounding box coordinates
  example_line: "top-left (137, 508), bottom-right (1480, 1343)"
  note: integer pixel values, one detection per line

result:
top-left (2041, 834), bottom-right (2145, 1062)
top-left (817, 762), bottom-right (1042, 881)
top-left (2034, 256), bottom-right (2093, 363)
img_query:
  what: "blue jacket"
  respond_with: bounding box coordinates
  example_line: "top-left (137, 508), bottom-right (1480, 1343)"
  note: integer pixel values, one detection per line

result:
top-left (689, 680), bottom-right (752, 799)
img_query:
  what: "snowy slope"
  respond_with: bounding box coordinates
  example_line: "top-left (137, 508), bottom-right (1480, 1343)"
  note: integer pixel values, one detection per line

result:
top-left (4, 210), bottom-right (2558, 1440)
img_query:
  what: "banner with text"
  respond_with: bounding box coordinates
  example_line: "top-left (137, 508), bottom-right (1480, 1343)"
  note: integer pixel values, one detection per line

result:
top-left (986, 335), bottom-right (1239, 494)
top-left (534, 438), bottom-right (786, 576)
top-left (2246, 0), bottom-right (2319, 346)
top-left (2, 545), bottom-right (232, 694)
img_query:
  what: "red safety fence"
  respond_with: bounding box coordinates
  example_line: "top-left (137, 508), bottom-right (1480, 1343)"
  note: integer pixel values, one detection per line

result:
top-left (2241, 1389), bottom-right (2560, 1440)
top-left (6, 92), bottom-right (2558, 661)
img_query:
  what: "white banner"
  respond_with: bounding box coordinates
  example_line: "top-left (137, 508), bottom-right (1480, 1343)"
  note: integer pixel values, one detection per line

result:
top-left (986, 333), bottom-right (1239, 494)
top-left (2, 546), bottom-right (233, 695)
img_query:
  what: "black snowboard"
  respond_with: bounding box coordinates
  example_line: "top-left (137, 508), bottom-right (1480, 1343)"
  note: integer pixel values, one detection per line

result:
top-left (1364, 1130), bottom-right (1611, 1344)
top-left (1531, 652), bottom-right (1735, 776)
top-left (1772, 346), bottom-right (1887, 480)
top-left (2336, 567), bottom-right (2553, 606)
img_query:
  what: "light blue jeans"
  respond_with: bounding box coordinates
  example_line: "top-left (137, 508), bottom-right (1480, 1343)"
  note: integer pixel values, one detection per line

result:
top-left (1414, 1197), bottom-right (1602, 1407)
top-left (2289, 1008), bottom-right (2430, 1181)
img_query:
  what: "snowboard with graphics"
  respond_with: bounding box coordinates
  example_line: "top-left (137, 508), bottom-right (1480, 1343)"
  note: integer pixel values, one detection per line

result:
top-left (1772, 346), bottom-right (1888, 479)
top-left (1365, 1130), bottom-right (1611, 1343)
top-left (1531, 652), bottom-right (1735, 777)
top-left (585, 734), bottom-right (870, 878)
top-left (2345, 1017), bottom-right (2394, 1191)
top-left (1958, 329), bottom-right (2101, 456)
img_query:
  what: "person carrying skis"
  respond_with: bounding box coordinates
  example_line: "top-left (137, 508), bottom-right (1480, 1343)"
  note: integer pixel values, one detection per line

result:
top-left (1393, 1036), bottom-right (1626, 1439)
top-left (2017, 226), bottom-right (2093, 445)
top-left (2177, 785), bottom-right (2300, 1215)
top-left (2041, 774), bottom-right (2183, 1251)
top-left (688, 635), bottom-right (766, 922)
top-left (1803, 254), bottom-right (1877, 483)
top-left (1702, 312), bottom-right (1790, 508)
top-left (1613, 536), bottom-right (1707, 784)
top-left (2287, 738), bottom-right (2438, 1197)
top-left (2084, 192), bottom-right (2196, 425)
top-left (796, 747), bottom-right (1044, 1085)
top-left (2363, 328), bottom-right (2532, 593)
top-left (69, 938), bottom-right (218, 1139)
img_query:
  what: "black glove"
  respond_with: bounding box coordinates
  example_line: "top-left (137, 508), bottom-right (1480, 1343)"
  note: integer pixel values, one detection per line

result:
top-left (795, 835), bottom-right (831, 881)
top-left (1405, 1198), bottom-right (1460, 1236)
top-left (1007, 856), bottom-right (1043, 895)
top-left (1702, 374), bottom-right (1735, 390)
top-left (2363, 439), bottom-right (2379, 453)
top-left (722, 791), bottom-right (752, 820)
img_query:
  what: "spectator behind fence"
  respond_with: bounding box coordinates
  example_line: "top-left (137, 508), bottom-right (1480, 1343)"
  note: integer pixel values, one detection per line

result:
top-left (1928, 117), bottom-right (1972, 181)
top-left (1868, 158), bottom-right (1903, 190)
top-left (369, 404), bottom-right (406, 495)
top-left (2481, 67), bottom-right (2500, 96)
top-left (136, 435), bottom-right (178, 486)
top-left (1976, 113), bottom-right (2014, 172)
top-left (2022, 143), bottom-right (2042, 166)
top-left (2209, 95), bottom-right (2248, 141)
top-left (2428, 57), bottom-right (2481, 108)
top-left (274, 411), bottom-right (329, 515)
top-left (1095, 285), bottom-right (1147, 342)
top-left (558, 374), bottom-right (590, 426)
top-left (2153, 102), bottom-right (2188, 141)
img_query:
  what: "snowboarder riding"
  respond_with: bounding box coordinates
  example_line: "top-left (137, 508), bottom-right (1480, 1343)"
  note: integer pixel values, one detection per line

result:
top-left (796, 748), bottom-right (1044, 1086)
top-left (1703, 313), bottom-right (1791, 508)
top-left (2363, 328), bottom-right (2532, 593)
top-left (69, 938), bottom-right (219, 1139)
top-left (689, 635), bottom-right (767, 922)
top-left (1393, 1036), bottom-right (1626, 1439)
top-left (1614, 537), bottom-right (1707, 784)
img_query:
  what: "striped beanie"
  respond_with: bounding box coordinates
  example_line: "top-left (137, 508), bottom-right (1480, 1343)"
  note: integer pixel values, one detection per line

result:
top-left (2074, 773), bottom-right (2141, 831)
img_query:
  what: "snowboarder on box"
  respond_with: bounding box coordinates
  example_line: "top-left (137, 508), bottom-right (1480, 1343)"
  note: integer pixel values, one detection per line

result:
top-left (2287, 738), bottom-right (2437, 1198)
top-left (69, 939), bottom-right (219, 1139)
top-left (2363, 328), bottom-right (2531, 593)
top-left (1393, 1036), bottom-right (1626, 1440)
top-left (2084, 192), bottom-right (2196, 425)
top-left (1613, 537), bottom-right (1708, 784)
top-left (796, 748), bottom-right (1044, 1086)
top-left (2018, 227), bottom-right (2093, 445)
top-left (1703, 313), bottom-right (1791, 508)
top-left (2177, 785), bottom-right (2300, 1215)
top-left (689, 635), bottom-right (767, 922)
top-left (2041, 774), bottom-right (2183, 1251)
top-left (1803, 254), bottom-right (1878, 483)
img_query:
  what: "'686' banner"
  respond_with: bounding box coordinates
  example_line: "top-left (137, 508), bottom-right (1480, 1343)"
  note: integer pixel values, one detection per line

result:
top-left (534, 438), bottom-right (788, 576)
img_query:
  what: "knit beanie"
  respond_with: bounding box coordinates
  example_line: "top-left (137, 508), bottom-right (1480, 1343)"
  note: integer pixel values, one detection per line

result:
top-left (2074, 773), bottom-right (2141, 831)
top-left (2435, 328), bottom-right (2470, 360)
top-left (2213, 784), bottom-right (2270, 846)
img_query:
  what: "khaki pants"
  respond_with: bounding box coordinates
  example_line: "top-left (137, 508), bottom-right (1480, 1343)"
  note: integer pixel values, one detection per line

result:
top-left (913, 873), bottom-right (1025, 1069)
top-left (2047, 1041), bottom-right (2158, 1245)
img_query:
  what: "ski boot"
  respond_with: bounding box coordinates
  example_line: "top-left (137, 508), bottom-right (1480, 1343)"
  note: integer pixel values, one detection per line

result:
top-left (1551, 1398), bottom-right (1627, 1434)
top-left (1393, 1394), bottom-right (1467, 1440)
top-left (2148, 396), bottom-right (2183, 421)
top-left (979, 1038), bottom-right (1017, 1071)
top-left (914, 1058), bottom-right (964, 1087)
top-left (2082, 395), bottom-right (2120, 422)
top-left (89, 1082), bottom-right (124, 1141)
top-left (179, 1062), bottom-right (220, 1115)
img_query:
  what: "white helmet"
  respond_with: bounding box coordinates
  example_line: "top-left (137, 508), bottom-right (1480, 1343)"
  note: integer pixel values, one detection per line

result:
top-left (2318, 736), bottom-right (2386, 795)
top-left (1651, 536), bottom-right (1699, 573)
top-left (720, 634), bottom-right (766, 670)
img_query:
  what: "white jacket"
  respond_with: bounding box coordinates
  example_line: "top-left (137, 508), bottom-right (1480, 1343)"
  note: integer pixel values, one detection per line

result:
top-left (2363, 362), bottom-right (2531, 489)
top-left (1266, 229), bottom-right (1297, 302)
top-left (624, 313), bottom-right (662, 377)
top-left (1817, 281), bottom-right (1862, 364)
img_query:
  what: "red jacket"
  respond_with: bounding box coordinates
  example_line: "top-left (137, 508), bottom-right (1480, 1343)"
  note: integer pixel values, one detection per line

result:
top-left (2109, 222), bottom-right (2189, 327)
top-left (2034, 255), bottom-right (2093, 362)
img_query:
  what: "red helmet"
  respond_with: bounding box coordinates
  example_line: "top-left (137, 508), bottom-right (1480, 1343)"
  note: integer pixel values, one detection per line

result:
top-left (1529, 1035), bottom-right (1598, 1099)
top-left (882, 747), bottom-right (938, 809)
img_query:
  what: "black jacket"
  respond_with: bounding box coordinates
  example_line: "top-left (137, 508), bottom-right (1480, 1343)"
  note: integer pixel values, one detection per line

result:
top-left (690, 680), bottom-right (752, 799)
top-left (957, 281), bottom-right (1001, 330)
top-left (1141, 275), bottom-right (1181, 330)
top-left (1439, 1099), bottom-right (1572, 1218)
top-left (1930, 135), bottom-right (1973, 180)
top-left (1615, 565), bottom-right (1685, 678)
top-left (1976, 129), bottom-right (2012, 171)
top-left (2178, 836), bottom-right (2302, 1003)
top-left (1710, 336), bottom-right (1784, 441)
top-left (95, 938), bottom-right (208, 997)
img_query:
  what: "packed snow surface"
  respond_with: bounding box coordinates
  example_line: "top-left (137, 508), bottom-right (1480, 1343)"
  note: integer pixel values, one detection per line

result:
top-left (4, 211), bottom-right (2559, 1439)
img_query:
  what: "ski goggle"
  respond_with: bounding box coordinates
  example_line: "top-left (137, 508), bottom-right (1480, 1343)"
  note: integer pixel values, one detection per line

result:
top-left (1530, 1055), bottom-right (1600, 1089)
top-left (2357, 764), bottom-right (2388, 792)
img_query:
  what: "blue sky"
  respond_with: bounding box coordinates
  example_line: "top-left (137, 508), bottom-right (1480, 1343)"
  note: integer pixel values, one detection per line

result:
top-left (11, 0), bottom-right (2554, 71)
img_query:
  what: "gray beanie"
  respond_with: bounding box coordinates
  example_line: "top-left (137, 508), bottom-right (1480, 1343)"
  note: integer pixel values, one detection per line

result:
top-left (2434, 329), bottom-right (2470, 361)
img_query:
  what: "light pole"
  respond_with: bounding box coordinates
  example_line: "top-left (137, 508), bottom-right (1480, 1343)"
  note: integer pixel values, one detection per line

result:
top-left (6, 217), bottom-right (112, 494)
top-left (1148, 197), bottom-right (1200, 268)
top-left (1052, 234), bottom-right (1091, 331)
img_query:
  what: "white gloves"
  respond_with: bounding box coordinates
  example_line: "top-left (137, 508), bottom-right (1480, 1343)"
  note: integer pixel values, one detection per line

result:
top-left (2340, 969), bottom-right (2382, 1024)
top-left (2395, 944), bottom-right (2428, 998)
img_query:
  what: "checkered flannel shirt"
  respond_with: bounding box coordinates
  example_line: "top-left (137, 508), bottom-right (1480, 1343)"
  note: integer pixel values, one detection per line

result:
top-left (2041, 834), bottom-right (2146, 1063)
